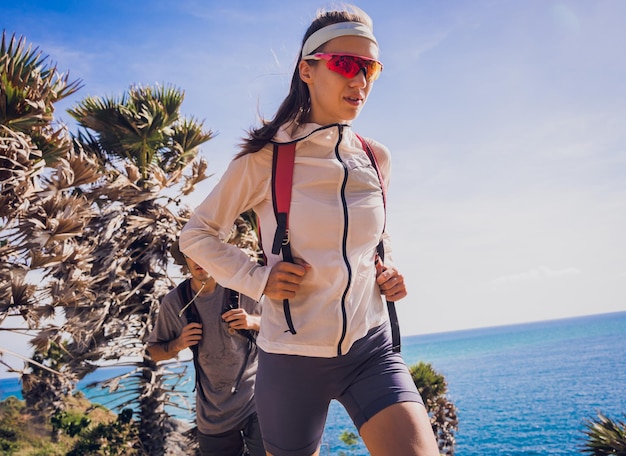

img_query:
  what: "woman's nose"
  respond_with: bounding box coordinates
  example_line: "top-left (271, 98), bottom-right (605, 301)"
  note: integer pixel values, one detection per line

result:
top-left (349, 68), bottom-right (368, 87)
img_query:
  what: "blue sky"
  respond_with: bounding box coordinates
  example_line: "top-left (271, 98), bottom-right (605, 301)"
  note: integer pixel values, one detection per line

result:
top-left (2, 0), bottom-right (625, 367)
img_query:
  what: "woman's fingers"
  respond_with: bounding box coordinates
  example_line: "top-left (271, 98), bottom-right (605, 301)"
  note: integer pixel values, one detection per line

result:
top-left (376, 268), bottom-right (407, 301)
top-left (264, 261), bottom-right (309, 299)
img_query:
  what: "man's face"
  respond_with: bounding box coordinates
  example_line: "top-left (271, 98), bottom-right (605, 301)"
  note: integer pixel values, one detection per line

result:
top-left (185, 256), bottom-right (211, 282)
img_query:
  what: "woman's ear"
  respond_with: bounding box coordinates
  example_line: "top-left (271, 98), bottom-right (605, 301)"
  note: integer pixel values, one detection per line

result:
top-left (299, 60), bottom-right (314, 83)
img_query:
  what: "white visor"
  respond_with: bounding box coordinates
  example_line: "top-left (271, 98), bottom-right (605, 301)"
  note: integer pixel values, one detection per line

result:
top-left (301, 22), bottom-right (378, 58)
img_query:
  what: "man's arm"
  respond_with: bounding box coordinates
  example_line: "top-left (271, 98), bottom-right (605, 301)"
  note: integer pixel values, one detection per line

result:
top-left (147, 322), bottom-right (203, 362)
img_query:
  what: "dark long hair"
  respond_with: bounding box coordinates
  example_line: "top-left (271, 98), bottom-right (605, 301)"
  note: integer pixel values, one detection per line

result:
top-left (237, 5), bottom-right (374, 157)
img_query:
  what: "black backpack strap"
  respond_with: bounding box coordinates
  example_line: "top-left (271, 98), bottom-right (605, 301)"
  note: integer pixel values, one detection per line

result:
top-left (223, 288), bottom-right (257, 394)
top-left (376, 242), bottom-right (402, 353)
top-left (356, 134), bottom-right (401, 353)
top-left (225, 288), bottom-right (257, 344)
top-left (270, 142), bottom-right (297, 335)
top-left (176, 278), bottom-right (191, 306)
top-left (175, 279), bottom-right (205, 395)
top-left (177, 279), bottom-right (200, 324)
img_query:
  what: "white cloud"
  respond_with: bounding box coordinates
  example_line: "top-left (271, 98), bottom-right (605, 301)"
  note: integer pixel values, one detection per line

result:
top-left (492, 265), bottom-right (582, 285)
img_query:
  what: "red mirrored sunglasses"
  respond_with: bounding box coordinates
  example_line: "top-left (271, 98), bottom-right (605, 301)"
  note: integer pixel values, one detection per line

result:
top-left (302, 52), bottom-right (383, 82)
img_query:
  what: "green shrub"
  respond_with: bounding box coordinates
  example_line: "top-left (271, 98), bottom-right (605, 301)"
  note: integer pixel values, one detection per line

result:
top-left (51, 410), bottom-right (91, 438)
top-left (0, 426), bottom-right (18, 454)
top-left (0, 396), bottom-right (24, 455)
top-left (66, 408), bottom-right (139, 456)
top-left (581, 412), bottom-right (626, 455)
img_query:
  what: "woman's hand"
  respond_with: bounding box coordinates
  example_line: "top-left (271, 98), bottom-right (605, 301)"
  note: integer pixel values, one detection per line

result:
top-left (376, 265), bottom-right (407, 301)
top-left (222, 308), bottom-right (261, 331)
top-left (263, 260), bottom-right (310, 300)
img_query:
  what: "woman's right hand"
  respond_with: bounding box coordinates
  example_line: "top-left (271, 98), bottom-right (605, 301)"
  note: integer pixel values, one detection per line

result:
top-left (263, 260), bottom-right (309, 300)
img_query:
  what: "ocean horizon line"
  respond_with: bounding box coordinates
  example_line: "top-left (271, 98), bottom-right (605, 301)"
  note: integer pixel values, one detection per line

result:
top-left (405, 308), bottom-right (626, 339)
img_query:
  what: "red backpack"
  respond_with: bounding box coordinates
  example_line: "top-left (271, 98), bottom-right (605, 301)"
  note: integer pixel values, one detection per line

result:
top-left (266, 134), bottom-right (401, 353)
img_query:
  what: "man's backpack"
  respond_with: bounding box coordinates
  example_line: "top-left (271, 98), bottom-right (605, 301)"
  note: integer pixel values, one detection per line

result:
top-left (176, 280), bottom-right (255, 395)
top-left (267, 134), bottom-right (401, 353)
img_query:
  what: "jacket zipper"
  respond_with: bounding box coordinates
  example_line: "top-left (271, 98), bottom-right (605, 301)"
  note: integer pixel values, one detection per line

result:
top-left (335, 125), bottom-right (351, 356)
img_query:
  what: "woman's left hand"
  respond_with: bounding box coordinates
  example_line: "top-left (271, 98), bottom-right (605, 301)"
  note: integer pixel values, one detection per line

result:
top-left (376, 266), bottom-right (407, 301)
top-left (222, 308), bottom-right (261, 331)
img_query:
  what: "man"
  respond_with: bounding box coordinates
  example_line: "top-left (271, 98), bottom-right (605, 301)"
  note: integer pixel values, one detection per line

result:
top-left (147, 219), bottom-right (264, 456)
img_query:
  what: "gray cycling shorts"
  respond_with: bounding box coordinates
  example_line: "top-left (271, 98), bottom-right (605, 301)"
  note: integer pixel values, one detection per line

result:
top-left (255, 323), bottom-right (424, 456)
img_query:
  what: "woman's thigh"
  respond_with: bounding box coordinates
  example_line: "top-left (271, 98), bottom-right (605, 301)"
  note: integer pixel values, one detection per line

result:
top-left (337, 324), bottom-right (423, 430)
top-left (359, 402), bottom-right (439, 456)
top-left (255, 350), bottom-right (333, 456)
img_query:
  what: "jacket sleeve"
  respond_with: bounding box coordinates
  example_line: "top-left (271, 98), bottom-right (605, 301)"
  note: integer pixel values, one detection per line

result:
top-left (180, 152), bottom-right (272, 301)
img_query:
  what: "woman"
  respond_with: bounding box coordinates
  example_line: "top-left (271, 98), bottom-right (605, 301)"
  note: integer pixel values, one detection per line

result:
top-left (180, 5), bottom-right (439, 456)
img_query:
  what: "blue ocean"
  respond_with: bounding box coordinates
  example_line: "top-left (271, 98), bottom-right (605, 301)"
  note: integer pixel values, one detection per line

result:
top-left (2, 311), bottom-right (625, 455)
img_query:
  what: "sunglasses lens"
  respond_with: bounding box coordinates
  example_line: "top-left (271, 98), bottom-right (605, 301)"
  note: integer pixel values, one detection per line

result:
top-left (328, 55), bottom-right (360, 78)
top-left (366, 61), bottom-right (382, 81)
top-left (327, 55), bottom-right (382, 81)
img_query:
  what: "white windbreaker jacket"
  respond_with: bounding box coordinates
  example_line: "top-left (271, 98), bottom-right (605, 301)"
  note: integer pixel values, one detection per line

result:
top-left (180, 122), bottom-right (394, 357)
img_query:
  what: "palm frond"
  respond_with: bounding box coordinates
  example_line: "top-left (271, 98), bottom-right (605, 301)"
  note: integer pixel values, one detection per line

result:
top-left (0, 125), bottom-right (45, 217)
top-left (1, 31), bottom-right (82, 132)
top-left (181, 157), bottom-right (211, 196)
top-left (581, 412), bottom-right (626, 455)
top-left (5, 269), bottom-right (37, 310)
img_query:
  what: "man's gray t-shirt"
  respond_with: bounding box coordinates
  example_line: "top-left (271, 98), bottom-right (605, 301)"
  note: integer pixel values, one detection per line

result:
top-left (148, 283), bottom-right (260, 434)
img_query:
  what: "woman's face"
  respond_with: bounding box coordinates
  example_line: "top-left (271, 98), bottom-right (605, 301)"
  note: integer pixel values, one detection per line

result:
top-left (299, 35), bottom-right (380, 125)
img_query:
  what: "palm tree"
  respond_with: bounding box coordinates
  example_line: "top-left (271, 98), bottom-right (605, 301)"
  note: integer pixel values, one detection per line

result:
top-left (410, 362), bottom-right (458, 455)
top-left (59, 84), bottom-right (213, 455)
top-left (2, 29), bottom-right (215, 454)
top-left (1, 29), bottom-right (83, 421)
top-left (581, 412), bottom-right (626, 455)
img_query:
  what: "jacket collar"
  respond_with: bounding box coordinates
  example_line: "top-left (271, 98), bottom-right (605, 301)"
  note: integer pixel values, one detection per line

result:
top-left (273, 122), bottom-right (352, 145)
